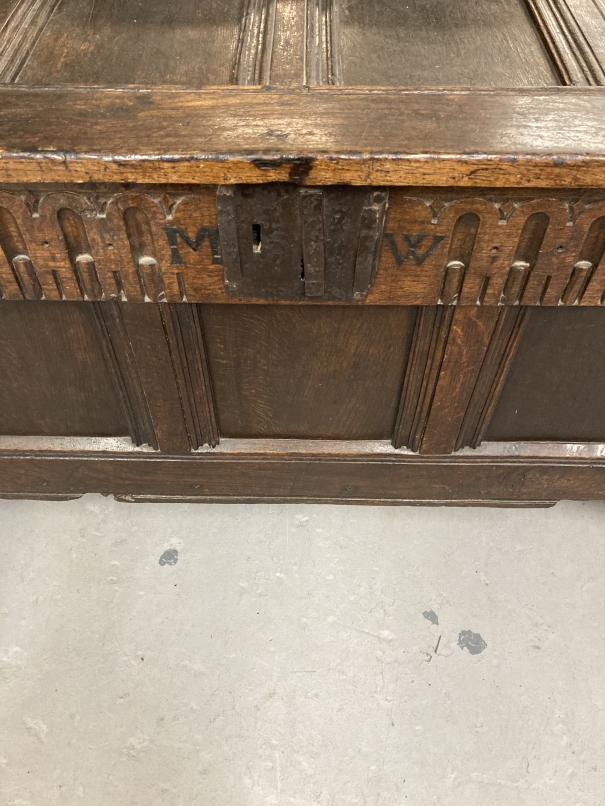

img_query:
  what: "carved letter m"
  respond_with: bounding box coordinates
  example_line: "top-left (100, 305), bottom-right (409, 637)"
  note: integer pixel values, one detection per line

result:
top-left (163, 225), bottom-right (222, 266)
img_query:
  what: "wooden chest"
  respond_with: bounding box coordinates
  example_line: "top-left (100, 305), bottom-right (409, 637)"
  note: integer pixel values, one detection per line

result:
top-left (1, 0), bottom-right (605, 505)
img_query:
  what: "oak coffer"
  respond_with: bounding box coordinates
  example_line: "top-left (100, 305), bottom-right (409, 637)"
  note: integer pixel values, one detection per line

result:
top-left (1, 0), bottom-right (605, 505)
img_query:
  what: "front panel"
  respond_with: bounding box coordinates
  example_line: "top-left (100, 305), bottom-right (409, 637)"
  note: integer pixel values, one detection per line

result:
top-left (1, 0), bottom-right (605, 503)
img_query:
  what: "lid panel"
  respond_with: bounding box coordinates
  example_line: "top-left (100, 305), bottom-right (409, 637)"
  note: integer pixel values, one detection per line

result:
top-left (337, 0), bottom-right (560, 86)
top-left (12, 0), bottom-right (246, 86)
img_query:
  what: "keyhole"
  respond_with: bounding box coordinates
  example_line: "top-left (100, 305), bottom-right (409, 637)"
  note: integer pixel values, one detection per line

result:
top-left (300, 258), bottom-right (305, 280)
top-left (252, 223), bottom-right (262, 253)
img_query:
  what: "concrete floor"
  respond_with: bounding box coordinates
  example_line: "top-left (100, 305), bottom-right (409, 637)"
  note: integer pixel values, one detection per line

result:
top-left (0, 497), bottom-right (604, 806)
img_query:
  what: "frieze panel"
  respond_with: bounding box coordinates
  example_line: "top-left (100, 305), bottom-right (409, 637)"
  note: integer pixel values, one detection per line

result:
top-left (1, 186), bottom-right (605, 305)
top-left (0, 188), bottom-right (222, 303)
top-left (374, 192), bottom-right (605, 307)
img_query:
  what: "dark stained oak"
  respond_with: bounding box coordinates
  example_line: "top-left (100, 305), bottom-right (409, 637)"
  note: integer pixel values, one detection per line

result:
top-left (0, 301), bottom-right (128, 437)
top-left (487, 307), bottom-right (605, 442)
top-left (1, 0), bottom-right (605, 504)
top-left (15, 0), bottom-right (246, 86)
top-left (1, 448), bottom-right (605, 504)
top-left (200, 304), bottom-right (415, 439)
top-left (525, 0), bottom-right (605, 85)
top-left (1, 88), bottom-right (605, 186)
top-left (338, 0), bottom-right (559, 87)
top-left (4, 185), bottom-right (605, 308)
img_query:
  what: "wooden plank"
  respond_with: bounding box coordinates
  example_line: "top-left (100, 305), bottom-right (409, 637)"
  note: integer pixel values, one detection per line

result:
top-left (0, 301), bottom-right (130, 438)
top-left (306, 0), bottom-right (342, 85)
top-left (3, 434), bottom-right (605, 460)
top-left (161, 304), bottom-right (219, 448)
top-left (393, 306), bottom-right (510, 455)
top-left (0, 450), bottom-right (604, 503)
top-left (233, 0), bottom-right (274, 86)
top-left (419, 307), bottom-right (503, 455)
top-left (565, 0), bottom-right (605, 75)
top-left (92, 303), bottom-right (159, 448)
top-left (393, 306), bottom-right (535, 455)
top-left (456, 308), bottom-right (530, 450)
top-left (1, 88), bottom-right (605, 186)
top-left (267, 0), bottom-right (305, 86)
top-left (392, 306), bottom-right (455, 452)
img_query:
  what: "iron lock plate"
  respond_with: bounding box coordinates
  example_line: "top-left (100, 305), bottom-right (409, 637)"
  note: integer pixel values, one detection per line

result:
top-left (216, 184), bottom-right (388, 301)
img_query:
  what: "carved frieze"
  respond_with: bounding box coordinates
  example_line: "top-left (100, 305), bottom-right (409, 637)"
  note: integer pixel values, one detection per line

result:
top-left (1, 186), bottom-right (605, 305)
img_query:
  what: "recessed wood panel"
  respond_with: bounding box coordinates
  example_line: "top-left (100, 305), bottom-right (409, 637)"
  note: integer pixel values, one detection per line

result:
top-left (200, 304), bottom-right (416, 439)
top-left (487, 308), bottom-right (605, 442)
top-left (338, 0), bottom-right (559, 87)
top-left (0, 301), bottom-right (128, 437)
top-left (15, 0), bottom-right (245, 86)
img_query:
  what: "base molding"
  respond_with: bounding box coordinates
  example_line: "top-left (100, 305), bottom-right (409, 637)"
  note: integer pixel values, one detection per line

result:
top-left (0, 441), bottom-right (604, 506)
top-left (113, 494), bottom-right (556, 508)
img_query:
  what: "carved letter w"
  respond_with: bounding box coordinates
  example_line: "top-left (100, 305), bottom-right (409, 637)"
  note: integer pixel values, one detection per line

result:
top-left (163, 226), bottom-right (223, 266)
top-left (384, 233), bottom-right (445, 267)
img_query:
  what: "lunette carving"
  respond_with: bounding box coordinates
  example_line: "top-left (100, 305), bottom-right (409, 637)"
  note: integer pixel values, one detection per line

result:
top-left (2, 188), bottom-right (605, 306)
top-left (381, 193), bottom-right (605, 307)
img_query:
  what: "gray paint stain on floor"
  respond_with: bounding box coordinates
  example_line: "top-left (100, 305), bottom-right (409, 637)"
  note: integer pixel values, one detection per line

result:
top-left (422, 609), bottom-right (439, 626)
top-left (159, 548), bottom-right (179, 566)
top-left (458, 629), bottom-right (487, 655)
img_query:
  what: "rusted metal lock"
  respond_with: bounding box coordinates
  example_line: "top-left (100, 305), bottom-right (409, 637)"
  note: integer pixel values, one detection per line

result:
top-left (216, 184), bottom-right (387, 301)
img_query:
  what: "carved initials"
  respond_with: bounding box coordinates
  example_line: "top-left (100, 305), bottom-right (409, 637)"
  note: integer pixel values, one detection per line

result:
top-left (162, 226), bottom-right (222, 266)
top-left (384, 233), bottom-right (446, 266)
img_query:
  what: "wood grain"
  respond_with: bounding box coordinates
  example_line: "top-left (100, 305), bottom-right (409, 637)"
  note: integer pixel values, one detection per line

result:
top-left (1, 88), bottom-right (605, 186)
top-left (392, 306), bottom-right (454, 452)
top-left (161, 303), bottom-right (219, 448)
top-left (306, 0), bottom-right (341, 85)
top-left (200, 304), bottom-right (415, 440)
top-left (15, 0), bottom-right (245, 87)
top-left (338, 0), bottom-right (559, 87)
top-left (2, 0), bottom-right (605, 506)
top-left (393, 306), bottom-right (510, 455)
top-left (267, 0), bottom-right (304, 86)
top-left (525, 0), bottom-right (605, 85)
top-left (233, 0), bottom-right (273, 85)
top-left (117, 303), bottom-right (192, 454)
top-left (0, 0), bottom-right (61, 83)
top-left (456, 308), bottom-right (530, 449)
top-left (418, 307), bottom-right (502, 455)
top-left (1, 449), bottom-right (604, 504)
top-left (92, 302), bottom-right (159, 448)
top-left (487, 306), bottom-right (605, 442)
top-left (0, 301), bottom-right (129, 437)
